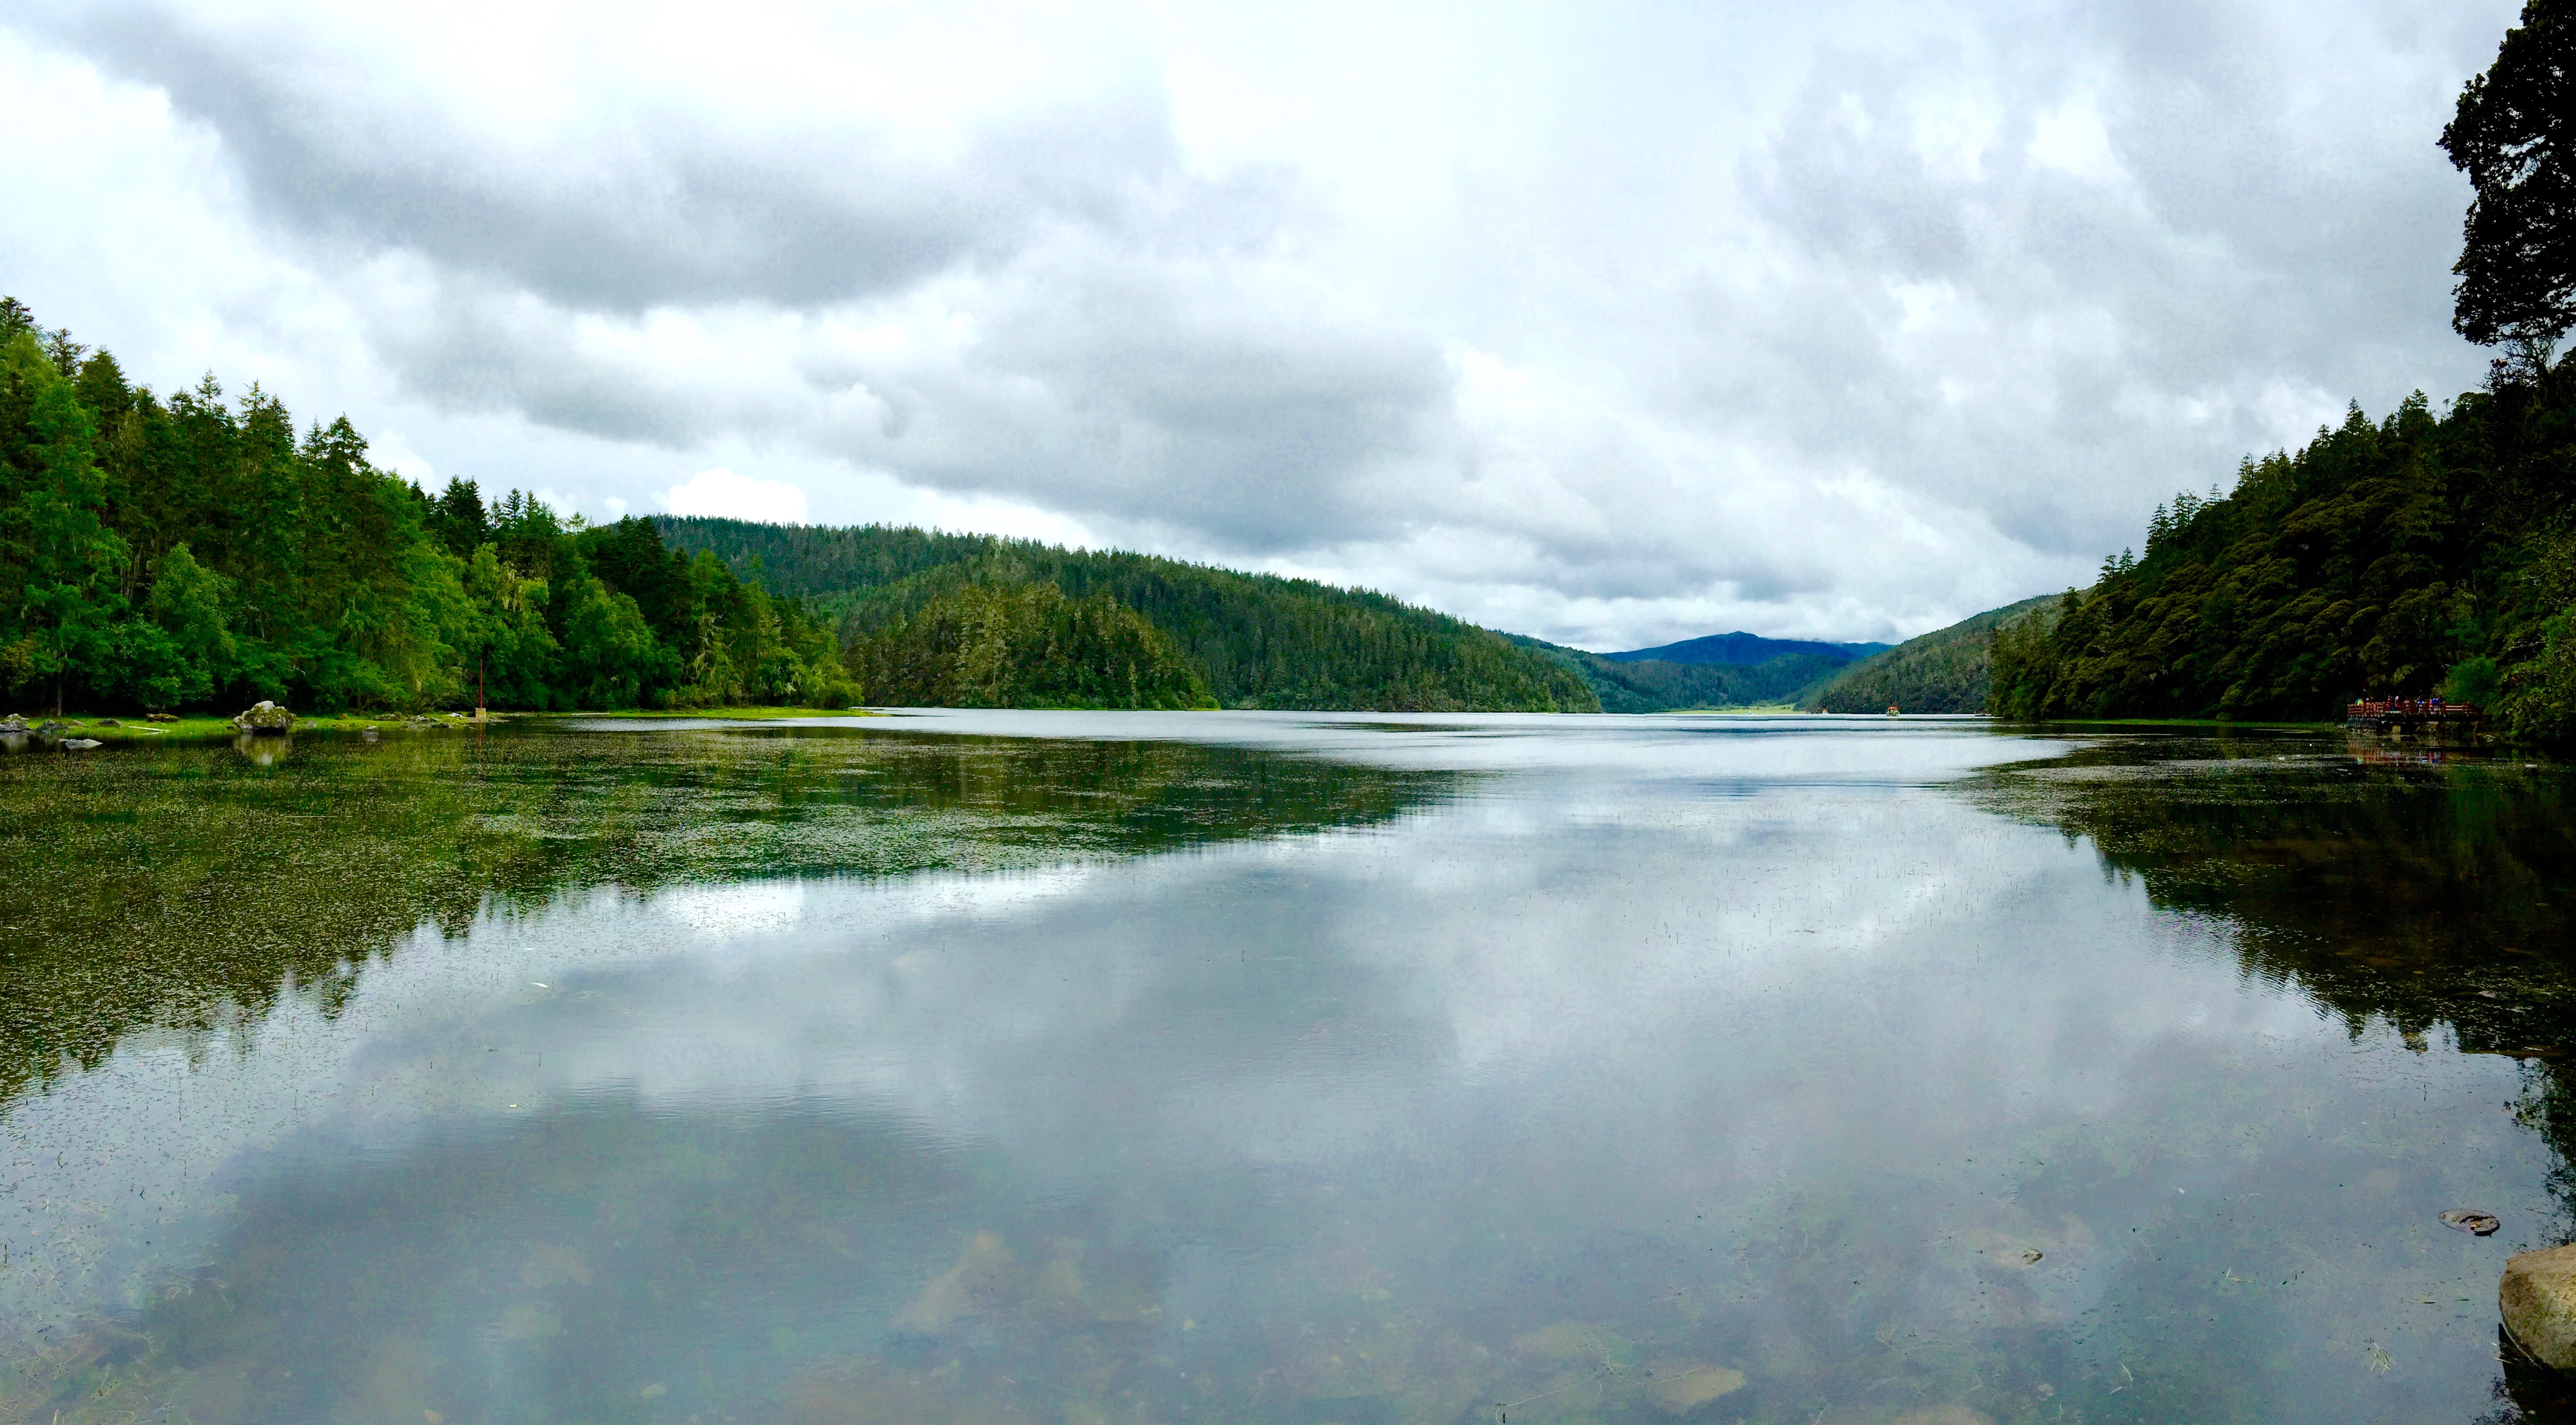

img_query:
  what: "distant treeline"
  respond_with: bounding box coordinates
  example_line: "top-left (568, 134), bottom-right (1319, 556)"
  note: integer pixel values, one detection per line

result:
top-left (1499, 633), bottom-right (1847, 712)
top-left (0, 301), bottom-right (852, 714)
top-left (662, 517), bottom-right (1599, 712)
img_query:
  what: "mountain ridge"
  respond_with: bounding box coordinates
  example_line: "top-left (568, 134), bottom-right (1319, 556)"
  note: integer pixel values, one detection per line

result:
top-left (1601, 631), bottom-right (1892, 667)
top-left (1808, 595), bottom-right (2062, 713)
top-left (656, 516), bottom-right (1598, 713)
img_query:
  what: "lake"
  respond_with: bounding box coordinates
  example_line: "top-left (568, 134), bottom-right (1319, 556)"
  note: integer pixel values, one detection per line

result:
top-left (2, 712), bottom-right (2572, 1424)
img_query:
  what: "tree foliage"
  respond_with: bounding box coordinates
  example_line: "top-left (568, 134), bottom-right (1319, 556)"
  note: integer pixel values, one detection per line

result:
top-left (1987, 378), bottom-right (2576, 731)
top-left (0, 304), bottom-right (854, 713)
top-left (673, 519), bottom-right (1599, 713)
top-left (1501, 633), bottom-right (1843, 711)
top-left (850, 583), bottom-right (1216, 709)
top-left (1808, 595), bottom-right (2060, 713)
top-left (2443, 0), bottom-right (2576, 348)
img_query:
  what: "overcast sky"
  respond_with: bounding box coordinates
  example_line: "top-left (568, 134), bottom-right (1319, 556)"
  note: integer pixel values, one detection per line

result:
top-left (0, 0), bottom-right (2517, 649)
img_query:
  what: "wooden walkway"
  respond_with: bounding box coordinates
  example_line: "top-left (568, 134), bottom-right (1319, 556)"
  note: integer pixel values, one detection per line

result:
top-left (2346, 699), bottom-right (2485, 736)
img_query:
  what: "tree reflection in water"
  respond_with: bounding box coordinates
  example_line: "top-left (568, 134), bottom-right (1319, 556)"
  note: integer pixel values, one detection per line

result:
top-left (1980, 732), bottom-right (2576, 1422)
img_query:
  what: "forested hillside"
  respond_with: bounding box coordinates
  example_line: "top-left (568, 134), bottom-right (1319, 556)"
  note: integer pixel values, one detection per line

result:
top-left (847, 583), bottom-right (1215, 710)
top-left (1988, 384), bottom-right (2572, 727)
top-left (1812, 595), bottom-right (2058, 713)
top-left (666, 518), bottom-right (1599, 712)
top-left (1602, 632), bottom-right (1889, 666)
top-left (1990, 4), bottom-right (2576, 740)
top-left (657, 517), bottom-right (994, 598)
top-left (0, 301), bottom-right (851, 715)
top-left (1501, 634), bottom-right (1844, 711)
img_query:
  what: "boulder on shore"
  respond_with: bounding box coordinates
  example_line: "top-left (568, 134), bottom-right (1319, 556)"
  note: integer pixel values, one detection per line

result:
top-left (233, 700), bottom-right (294, 733)
top-left (2503, 1244), bottom-right (2576, 1370)
top-left (0, 714), bottom-right (25, 734)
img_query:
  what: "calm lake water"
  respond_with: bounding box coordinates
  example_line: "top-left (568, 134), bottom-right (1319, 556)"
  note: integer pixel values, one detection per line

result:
top-left (3, 712), bottom-right (2574, 1424)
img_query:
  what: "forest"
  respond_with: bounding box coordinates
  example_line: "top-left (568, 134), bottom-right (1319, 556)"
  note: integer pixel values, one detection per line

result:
top-left (1987, 353), bottom-right (2576, 733)
top-left (0, 300), bottom-right (853, 715)
top-left (1499, 632), bottom-right (1847, 712)
top-left (0, 297), bottom-right (1590, 717)
top-left (1989, 2), bottom-right (2576, 740)
top-left (846, 582), bottom-right (1216, 711)
top-left (1810, 595), bottom-right (2057, 713)
top-left (664, 517), bottom-right (1598, 712)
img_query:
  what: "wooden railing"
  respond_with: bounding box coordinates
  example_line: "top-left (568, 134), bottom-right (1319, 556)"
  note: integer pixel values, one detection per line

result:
top-left (2348, 698), bottom-right (2480, 718)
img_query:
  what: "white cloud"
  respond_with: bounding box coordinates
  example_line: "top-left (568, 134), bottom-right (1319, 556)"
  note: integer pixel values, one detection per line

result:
top-left (366, 427), bottom-right (435, 485)
top-left (0, 0), bottom-right (2519, 647)
top-left (659, 467), bottom-right (810, 526)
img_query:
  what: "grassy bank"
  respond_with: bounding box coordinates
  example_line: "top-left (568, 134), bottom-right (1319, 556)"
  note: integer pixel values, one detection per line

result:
top-left (11, 706), bottom-right (877, 742)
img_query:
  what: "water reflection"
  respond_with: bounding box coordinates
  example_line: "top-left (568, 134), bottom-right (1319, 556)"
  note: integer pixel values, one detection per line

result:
top-left (1980, 732), bottom-right (2576, 1422)
top-left (0, 722), bottom-right (1464, 1108)
top-left (231, 731), bottom-right (292, 766)
top-left (1, 716), bottom-right (2572, 1423)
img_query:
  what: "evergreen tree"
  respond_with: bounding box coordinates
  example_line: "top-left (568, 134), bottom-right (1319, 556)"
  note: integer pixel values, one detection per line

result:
top-left (129, 544), bottom-right (236, 708)
top-left (0, 302), bottom-right (858, 716)
top-left (10, 346), bottom-right (129, 714)
top-left (2443, 0), bottom-right (2576, 348)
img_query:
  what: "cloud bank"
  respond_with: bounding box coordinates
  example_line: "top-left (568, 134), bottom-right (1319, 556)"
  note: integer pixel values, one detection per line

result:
top-left (0, 0), bottom-right (2513, 646)
top-left (662, 468), bottom-right (810, 526)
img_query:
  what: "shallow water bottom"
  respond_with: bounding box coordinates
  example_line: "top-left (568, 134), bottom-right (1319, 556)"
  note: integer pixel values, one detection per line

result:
top-left (1, 712), bottom-right (2571, 1423)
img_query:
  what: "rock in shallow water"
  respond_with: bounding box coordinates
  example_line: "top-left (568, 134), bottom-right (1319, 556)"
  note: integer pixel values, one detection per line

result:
top-left (2503, 1244), bottom-right (2576, 1370)
top-left (233, 700), bottom-right (294, 733)
top-left (1644, 1362), bottom-right (1745, 1413)
top-left (2446, 1209), bottom-right (2502, 1235)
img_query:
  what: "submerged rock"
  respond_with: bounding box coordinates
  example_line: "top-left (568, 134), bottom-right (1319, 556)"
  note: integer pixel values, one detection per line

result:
top-left (60, 738), bottom-right (101, 751)
top-left (2503, 1244), bottom-right (2576, 1370)
top-left (1645, 1362), bottom-right (1745, 1413)
top-left (2446, 1209), bottom-right (2502, 1236)
top-left (233, 700), bottom-right (293, 733)
top-left (896, 1231), bottom-right (1016, 1333)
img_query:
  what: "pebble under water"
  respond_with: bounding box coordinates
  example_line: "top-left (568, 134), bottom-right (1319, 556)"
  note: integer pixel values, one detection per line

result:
top-left (2, 710), bottom-right (2574, 1424)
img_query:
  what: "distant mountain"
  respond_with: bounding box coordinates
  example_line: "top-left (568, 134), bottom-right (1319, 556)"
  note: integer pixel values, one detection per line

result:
top-left (1807, 595), bottom-right (2062, 713)
top-left (1603, 632), bottom-right (1892, 667)
top-left (1501, 634), bottom-right (1847, 712)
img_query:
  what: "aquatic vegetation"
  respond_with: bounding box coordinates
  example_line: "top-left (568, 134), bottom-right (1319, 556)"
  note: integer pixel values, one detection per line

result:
top-left (1, 718), bottom-right (2569, 1422)
top-left (0, 723), bottom-right (1464, 1106)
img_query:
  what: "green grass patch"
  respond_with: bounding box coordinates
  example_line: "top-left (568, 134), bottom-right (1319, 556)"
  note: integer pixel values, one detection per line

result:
top-left (19, 705), bottom-right (878, 743)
